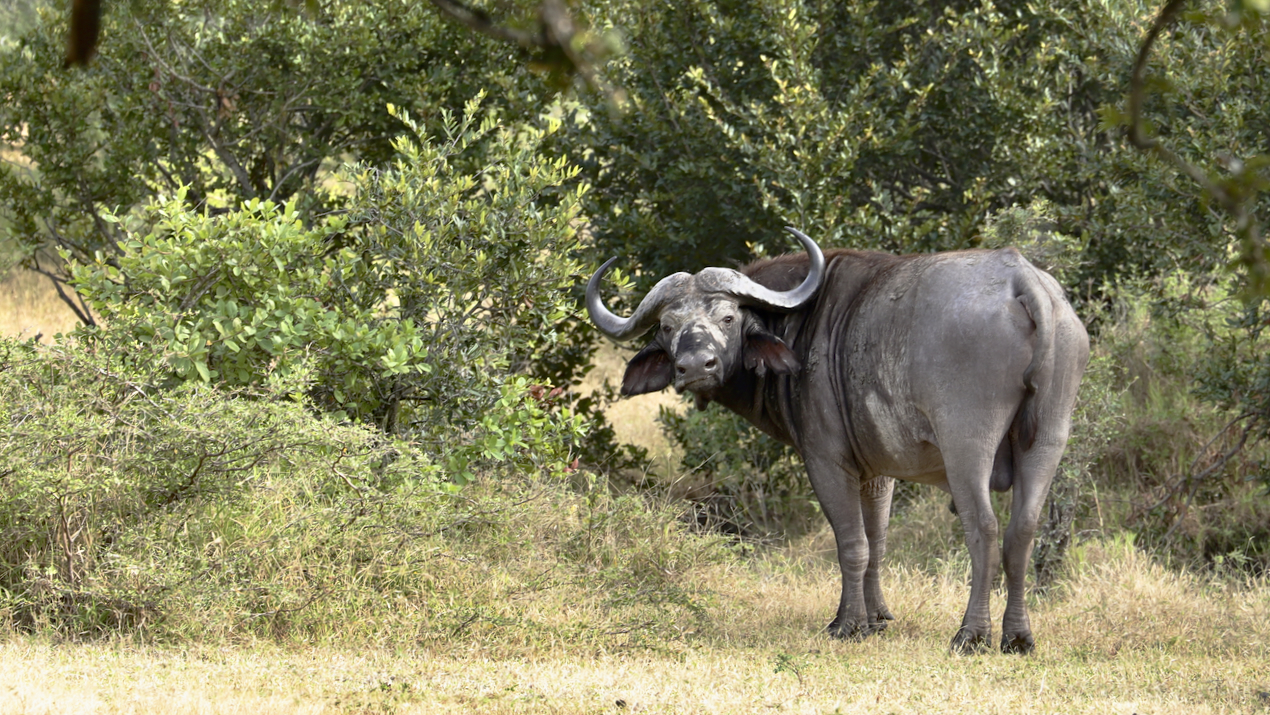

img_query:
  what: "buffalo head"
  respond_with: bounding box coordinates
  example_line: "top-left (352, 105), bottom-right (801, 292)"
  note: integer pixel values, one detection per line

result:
top-left (586, 228), bottom-right (826, 405)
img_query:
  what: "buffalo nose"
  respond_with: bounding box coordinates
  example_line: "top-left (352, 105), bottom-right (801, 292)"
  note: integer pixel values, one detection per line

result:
top-left (675, 353), bottom-right (718, 378)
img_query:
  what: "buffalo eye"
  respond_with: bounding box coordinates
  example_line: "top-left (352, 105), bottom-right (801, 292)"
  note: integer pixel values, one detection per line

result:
top-left (661, 324), bottom-right (672, 334)
top-left (723, 315), bottom-right (734, 325)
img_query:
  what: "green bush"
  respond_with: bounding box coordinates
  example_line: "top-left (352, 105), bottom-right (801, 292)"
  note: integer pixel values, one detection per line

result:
top-left (0, 336), bottom-right (731, 642)
top-left (70, 96), bottom-right (587, 480)
top-left (0, 0), bottom-right (553, 287)
top-left (0, 336), bottom-right (438, 637)
top-left (568, 0), bottom-right (1267, 292)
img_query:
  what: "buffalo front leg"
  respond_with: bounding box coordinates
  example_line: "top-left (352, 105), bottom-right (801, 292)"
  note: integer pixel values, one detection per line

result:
top-left (861, 475), bottom-right (895, 630)
top-left (803, 455), bottom-right (873, 639)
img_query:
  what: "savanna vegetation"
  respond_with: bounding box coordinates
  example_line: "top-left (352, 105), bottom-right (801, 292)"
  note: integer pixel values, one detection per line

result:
top-left (1, 0), bottom-right (1268, 711)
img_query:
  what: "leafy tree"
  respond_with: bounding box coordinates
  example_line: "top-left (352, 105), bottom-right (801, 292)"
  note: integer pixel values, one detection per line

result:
top-left (1105, 0), bottom-right (1270, 497)
top-left (70, 97), bottom-right (588, 479)
top-left (564, 0), bottom-right (1269, 560)
top-left (565, 0), bottom-right (1264, 293)
top-left (0, 0), bottom-right (554, 321)
top-left (0, 0), bottom-right (43, 40)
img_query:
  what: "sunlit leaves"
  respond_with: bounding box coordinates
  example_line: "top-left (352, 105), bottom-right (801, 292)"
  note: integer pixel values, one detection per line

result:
top-left (0, 0), bottom-right (555, 287)
top-left (69, 96), bottom-right (588, 479)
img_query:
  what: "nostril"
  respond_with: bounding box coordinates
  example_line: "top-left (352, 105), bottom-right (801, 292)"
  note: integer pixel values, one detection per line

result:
top-left (676, 365), bottom-right (687, 374)
top-left (704, 358), bottom-right (717, 371)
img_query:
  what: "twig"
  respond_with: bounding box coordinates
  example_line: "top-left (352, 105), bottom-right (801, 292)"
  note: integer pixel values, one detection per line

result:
top-left (1160, 416), bottom-right (1252, 543)
top-left (1146, 411), bottom-right (1252, 513)
top-left (29, 255), bottom-right (94, 327)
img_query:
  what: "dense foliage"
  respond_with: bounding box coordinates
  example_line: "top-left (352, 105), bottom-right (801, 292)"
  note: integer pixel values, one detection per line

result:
top-left (569, 0), bottom-right (1267, 290)
top-left (561, 0), bottom-right (1269, 563)
top-left (67, 97), bottom-right (587, 479)
top-left (0, 0), bottom-right (553, 304)
top-left (0, 336), bottom-right (723, 641)
top-left (0, 336), bottom-right (428, 636)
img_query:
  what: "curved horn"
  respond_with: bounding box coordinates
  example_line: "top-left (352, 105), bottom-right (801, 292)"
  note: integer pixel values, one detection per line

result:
top-left (586, 257), bottom-right (691, 341)
top-left (698, 226), bottom-right (826, 310)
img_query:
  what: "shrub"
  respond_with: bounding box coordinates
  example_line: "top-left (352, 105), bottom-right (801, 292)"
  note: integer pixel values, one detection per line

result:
top-left (658, 405), bottom-right (812, 539)
top-left (69, 95), bottom-right (588, 480)
top-left (0, 336), bottom-right (731, 643)
top-left (1090, 275), bottom-right (1270, 574)
top-left (0, 336), bottom-right (437, 637)
top-left (0, 0), bottom-right (552, 290)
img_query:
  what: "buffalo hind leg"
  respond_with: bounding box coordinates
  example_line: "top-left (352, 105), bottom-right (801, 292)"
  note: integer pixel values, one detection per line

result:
top-left (1000, 438), bottom-right (1065, 654)
top-left (861, 476), bottom-right (895, 630)
top-left (803, 455), bottom-right (873, 640)
top-left (945, 449), bottom-right (1000, 654)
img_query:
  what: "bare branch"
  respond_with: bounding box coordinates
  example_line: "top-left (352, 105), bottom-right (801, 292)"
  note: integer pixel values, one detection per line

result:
top-left (30, 248), bottom-right (96, 327)
top-left (1127, 0), bottom-right (1187, 152)
top-left (1161, 415), bottom-right (1253, 543)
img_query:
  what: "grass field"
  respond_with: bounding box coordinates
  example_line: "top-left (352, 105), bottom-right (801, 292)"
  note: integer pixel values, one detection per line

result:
top-left (1, 533), bottom-right (1267, 714)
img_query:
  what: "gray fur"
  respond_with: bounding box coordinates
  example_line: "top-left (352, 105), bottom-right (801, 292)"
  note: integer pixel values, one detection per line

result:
top-left (586, 231), bottom-right (1089, 654)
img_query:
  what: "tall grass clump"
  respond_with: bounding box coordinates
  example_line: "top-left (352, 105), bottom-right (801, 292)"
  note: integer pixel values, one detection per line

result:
top-left (658, 406), bottom-right (814, 539)
top-left (0, 336), bottom-right (432, 639)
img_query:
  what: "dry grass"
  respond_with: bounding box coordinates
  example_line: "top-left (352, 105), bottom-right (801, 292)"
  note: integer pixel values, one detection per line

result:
top-left (3, 528), bottom-right (1267, 714)
top-left (0, 268), bottom-right (82, 342)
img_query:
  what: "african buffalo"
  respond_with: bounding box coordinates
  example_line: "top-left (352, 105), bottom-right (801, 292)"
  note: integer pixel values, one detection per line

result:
top-left (585, 228), bottom-right (1089, 653)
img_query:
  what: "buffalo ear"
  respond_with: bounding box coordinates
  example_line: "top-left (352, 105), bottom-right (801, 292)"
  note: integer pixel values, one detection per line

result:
top-left (622, 343), bottom-right (674, 396)
top-left (744, 332), bottom-right (800, 377)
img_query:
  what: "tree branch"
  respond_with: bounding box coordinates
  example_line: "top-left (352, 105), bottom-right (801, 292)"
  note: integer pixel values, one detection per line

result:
top-left (428, 0), bottom-right (546, 49)
top-left (1127, 0), bottom-right (1266, 288)
top-left (30, 254), bottom-right (95, 327)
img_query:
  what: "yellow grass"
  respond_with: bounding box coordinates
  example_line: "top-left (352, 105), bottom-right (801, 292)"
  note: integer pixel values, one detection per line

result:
top-left (0, 268), bottom-right (82, 342)
top-left (3, 532), bottom-right (1267, 714)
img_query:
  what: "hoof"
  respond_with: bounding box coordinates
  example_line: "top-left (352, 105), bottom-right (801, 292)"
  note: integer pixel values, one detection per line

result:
top-left (949, 627), bottom-right (992, 654)
top-left (1000, 632), bottom-right (1035, 655)
top-left (874, 606), bottom-right (895, 622)
top-left (827, 619), bottom-right (886, 640)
